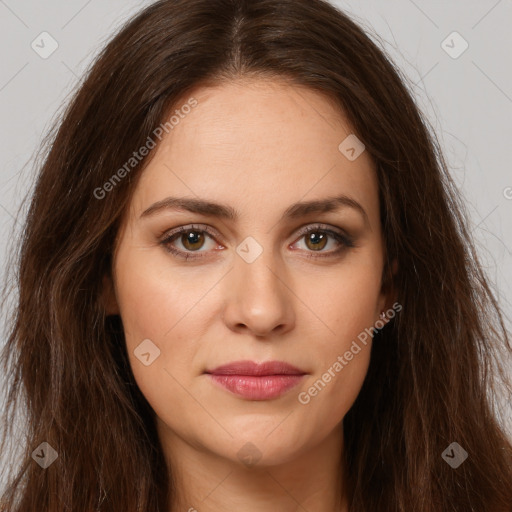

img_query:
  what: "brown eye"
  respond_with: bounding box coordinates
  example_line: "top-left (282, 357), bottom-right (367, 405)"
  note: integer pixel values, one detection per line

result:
top-left (160, 224), bottom-right (220, 260)
top-left (292, 224), bottom-right (356, 259)
top-left (304, 231), bottom-right (328, 251)
top-left (180, 230), bottom-right (206, 251)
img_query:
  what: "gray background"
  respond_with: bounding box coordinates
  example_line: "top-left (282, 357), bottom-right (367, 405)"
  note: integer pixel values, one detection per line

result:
top-left (1, 0), bottom-right (511, 486)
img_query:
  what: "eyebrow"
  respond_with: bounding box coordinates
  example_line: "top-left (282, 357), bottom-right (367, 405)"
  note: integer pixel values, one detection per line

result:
top-left (140, 194), bottom-right (369, 226)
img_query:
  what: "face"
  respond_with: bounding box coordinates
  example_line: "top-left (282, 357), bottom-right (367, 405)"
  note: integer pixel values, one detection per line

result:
top-left (108, 78), bottom-right (391, 468)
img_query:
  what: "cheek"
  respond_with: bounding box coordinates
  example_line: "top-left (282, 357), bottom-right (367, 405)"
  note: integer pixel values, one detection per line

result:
top-left (112, 246), bottom-right (209, 405)
top-left (294, 254), bottom-right (383, 420)
top-left (311, 253), bottom-right (383, 352)
top-left (114, 243), bottom-right (214, 348)
top-left (295, 348), bottom-right (371, 450)
top-left (294, 322), bottom-right (374, 441)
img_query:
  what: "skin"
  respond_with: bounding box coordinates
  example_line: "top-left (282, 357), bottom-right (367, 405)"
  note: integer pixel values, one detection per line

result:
top-left (106, 78), bottom-right (394, 512)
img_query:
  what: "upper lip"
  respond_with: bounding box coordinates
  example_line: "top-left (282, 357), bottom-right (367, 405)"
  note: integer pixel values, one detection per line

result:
top-left (205, 360), bottom-right (306, 376)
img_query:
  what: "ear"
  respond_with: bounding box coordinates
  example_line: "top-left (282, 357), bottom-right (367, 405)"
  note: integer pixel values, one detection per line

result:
top-left (387, 257), bottom-right (398, 301)
top-left (101, 273), bottom-right (120, 316)
top-left (377, 257), bottom-right (399, 323)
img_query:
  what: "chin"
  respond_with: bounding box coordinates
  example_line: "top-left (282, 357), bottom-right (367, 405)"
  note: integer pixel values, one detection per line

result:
top-left (212, 428), bottom-right (310, 468)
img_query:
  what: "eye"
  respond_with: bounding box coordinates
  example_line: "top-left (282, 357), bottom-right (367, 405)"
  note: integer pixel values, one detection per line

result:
top-left (291, 224), bottom-right (355, 258)
top-left (160, 224), bottom-right (221, 260)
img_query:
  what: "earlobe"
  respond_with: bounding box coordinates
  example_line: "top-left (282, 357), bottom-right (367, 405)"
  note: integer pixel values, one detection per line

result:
top-left (101, 273), bottom-right (120, 316)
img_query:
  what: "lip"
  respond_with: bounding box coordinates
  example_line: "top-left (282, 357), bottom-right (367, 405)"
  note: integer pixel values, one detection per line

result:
top-left (205, 360), bottom-right (307, 400)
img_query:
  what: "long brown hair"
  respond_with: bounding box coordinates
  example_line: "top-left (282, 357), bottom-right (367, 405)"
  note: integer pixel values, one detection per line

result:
top-left (1, 0), bottom-right (511, 510)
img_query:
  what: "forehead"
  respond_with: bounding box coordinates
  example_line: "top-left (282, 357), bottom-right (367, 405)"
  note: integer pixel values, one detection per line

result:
top-left (129, 78), bottom-right (378, 224)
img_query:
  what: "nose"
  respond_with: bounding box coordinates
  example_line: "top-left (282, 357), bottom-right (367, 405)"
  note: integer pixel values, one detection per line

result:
top-left (221, 247), bottom-right (295, 338)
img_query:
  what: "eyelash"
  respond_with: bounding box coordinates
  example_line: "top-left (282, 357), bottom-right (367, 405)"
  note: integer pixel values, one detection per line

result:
top-left (159, 223), bottom-right (355, 261)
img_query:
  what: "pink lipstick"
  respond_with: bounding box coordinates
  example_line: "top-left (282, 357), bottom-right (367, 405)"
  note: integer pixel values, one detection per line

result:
top-left (205, 360), bottom-right (306, 400)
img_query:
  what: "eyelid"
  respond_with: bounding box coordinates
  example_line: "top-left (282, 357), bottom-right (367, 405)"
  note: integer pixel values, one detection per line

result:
top-left (293, 222), bottom-right (348, 239)
top-left (160, 223), bottom-right (222, 243)
top-left (161, 222), bottom-right (348, 242)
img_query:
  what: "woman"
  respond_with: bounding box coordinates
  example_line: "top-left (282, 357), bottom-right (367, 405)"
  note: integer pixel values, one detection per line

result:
top-left (1, 0), bottom-right (511, 510)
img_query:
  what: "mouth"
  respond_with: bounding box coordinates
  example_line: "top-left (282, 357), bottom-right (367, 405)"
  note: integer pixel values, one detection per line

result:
top-left (204, 360), bottom-right (307, 400)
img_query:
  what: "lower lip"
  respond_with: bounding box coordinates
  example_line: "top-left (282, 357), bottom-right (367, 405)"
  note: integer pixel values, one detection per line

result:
top-left (207, 374), bottom-right (305, 400)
